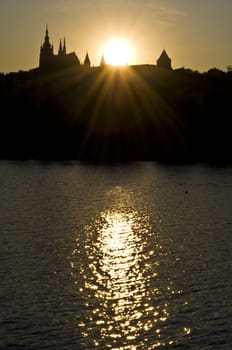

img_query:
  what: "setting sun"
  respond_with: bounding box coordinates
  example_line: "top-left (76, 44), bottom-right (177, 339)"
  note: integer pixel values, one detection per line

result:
top-left (104, 38), bottom-right (134, 66)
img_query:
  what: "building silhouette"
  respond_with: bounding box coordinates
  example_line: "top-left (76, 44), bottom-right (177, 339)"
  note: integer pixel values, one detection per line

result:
top-left (100, 54), bottom-right (106, 66)
top-left (39, 26), bottom-right (80, 70)
top-left (39, 26), bottom-right (173, 71)
top-left (58, 38), bottom-right (66, 55)
top-left (156, 50), bottom-right (172, 70)
top-left (84, 52), bottom-right (91, 66)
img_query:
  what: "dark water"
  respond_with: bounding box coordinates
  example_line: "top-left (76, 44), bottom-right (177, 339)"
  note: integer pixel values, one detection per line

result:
top-left (0, 161), bottom-right (231, 349)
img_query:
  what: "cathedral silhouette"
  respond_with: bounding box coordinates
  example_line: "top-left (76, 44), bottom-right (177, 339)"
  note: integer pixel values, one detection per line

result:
top-left (39, 26), bottom-right (172, 70)
top-left (39, 26), bottom-right (91, 70)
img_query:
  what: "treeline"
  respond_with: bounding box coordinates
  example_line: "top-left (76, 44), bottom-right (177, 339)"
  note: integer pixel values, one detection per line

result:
top-left (0, 65), bottom-right (232, 162)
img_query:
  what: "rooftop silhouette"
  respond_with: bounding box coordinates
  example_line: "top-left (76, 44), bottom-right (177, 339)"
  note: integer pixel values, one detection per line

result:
top-left (39, 26), bottom-right (80, 70)
top-left (156, 50), bottom-right (172, 70)
top-left (0, 26), bottom-right (232, 163)
top-left (38, 26), bottom-right (173, 71)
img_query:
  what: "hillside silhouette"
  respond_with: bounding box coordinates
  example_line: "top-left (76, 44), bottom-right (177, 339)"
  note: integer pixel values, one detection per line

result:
top-left (1, 64), bottom-right (232, 162)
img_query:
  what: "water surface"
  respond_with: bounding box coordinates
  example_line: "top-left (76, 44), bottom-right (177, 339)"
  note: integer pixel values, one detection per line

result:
top-left (0, 161), bottom-right (231, 349)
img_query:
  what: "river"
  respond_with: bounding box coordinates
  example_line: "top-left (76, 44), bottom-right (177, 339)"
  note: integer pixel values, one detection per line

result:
top-left (0, 161), bottom-right (231, 349)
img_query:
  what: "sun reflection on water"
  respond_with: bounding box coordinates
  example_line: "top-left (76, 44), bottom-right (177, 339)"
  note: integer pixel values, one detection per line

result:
top-left (70, 187), bottom-right (191, 349)
top-left (86, 210), bottom-right (149, 347)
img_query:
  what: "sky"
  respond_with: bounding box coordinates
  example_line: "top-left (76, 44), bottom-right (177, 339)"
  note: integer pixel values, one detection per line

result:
top-left (0, 0), bottom-right (232, 73)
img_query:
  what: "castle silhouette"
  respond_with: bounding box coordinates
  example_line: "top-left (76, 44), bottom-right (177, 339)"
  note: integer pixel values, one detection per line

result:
top-left (39, 26), bottom-right (172, 70)
top-left (39, 26), bottom-right (91, 70)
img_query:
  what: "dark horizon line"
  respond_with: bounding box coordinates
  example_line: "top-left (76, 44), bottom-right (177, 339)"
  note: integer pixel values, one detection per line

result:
top-left (1, 63), bottom-right (232, 76)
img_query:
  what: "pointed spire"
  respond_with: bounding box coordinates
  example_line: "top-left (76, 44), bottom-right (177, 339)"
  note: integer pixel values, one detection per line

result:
top-left (100, 54), bottom-right (106, 66)
top-left (63, 37), bottom-right (66, 54)
top-left (156, 49), bottom-right (172, 70)
top-left (41, 24), bottom-right (53, 54)
top-left (40, 24), bottom-right (54, 68)
top-left (160, 49), bottom-right (170, 60)
top-left (45, 24), bottom-right (49, 42)
top-left (84, 52), bottom-right (91, 66)
top-left (58, 39), bottom-right (62, 55)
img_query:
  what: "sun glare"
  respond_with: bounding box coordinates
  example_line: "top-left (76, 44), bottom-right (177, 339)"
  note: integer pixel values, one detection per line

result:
top-left (104, 38), bottom-right (134, 66)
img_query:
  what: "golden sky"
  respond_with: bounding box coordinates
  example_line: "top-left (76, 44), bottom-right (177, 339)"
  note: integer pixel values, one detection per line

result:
top-left (1, 0), bottom-right (232, 72)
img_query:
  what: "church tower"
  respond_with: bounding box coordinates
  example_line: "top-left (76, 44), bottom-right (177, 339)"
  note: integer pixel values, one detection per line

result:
top-left (63, 38), bottom-right (66, 55)
top-left (156, 50), bottom-right (172, 70)
top-left (39, 25), bottom-right (54, 68)
top-left (39, 26), bottom-right (81, 70)
top-left (58, 39), bottom-right (63, 55)
top-left (100, 54), bottom-right (106, 66)
top-left (84, 52), bottom-right (91, 66)
top-left (58, 38), bottom-right (67, 56)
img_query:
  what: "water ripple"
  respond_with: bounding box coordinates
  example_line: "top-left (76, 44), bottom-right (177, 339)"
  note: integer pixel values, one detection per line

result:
top-left (70, 187), bottom-right (190, 349)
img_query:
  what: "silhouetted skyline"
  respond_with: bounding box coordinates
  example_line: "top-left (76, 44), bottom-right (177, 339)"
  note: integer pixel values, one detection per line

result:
top-left (38, 26), bottom-right (172, 70)
top-left (1, 60), bottom-right (232, 162)
top-left (1, 1), bottom-right (232, 73)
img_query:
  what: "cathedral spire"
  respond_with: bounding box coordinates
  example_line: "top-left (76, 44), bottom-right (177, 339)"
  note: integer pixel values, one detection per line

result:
top-left (39, 25), bottom-right (79, 70)
top-left (63, 37), bottom-right (66, 54)
top-left (100, 54), bottom-right (106, 66)
top-left (156, 49), bottom-right (172, 70)
top-left (58, 39), bottom-right (62, 55)
top-left (84, 52), bottom-right (91, 66)
top-left (42, 24), bottom-right (53, 52)
top-left (39, 24), bottom-right (54, 68)
top-left (44, 24), bottom-right (50, 44)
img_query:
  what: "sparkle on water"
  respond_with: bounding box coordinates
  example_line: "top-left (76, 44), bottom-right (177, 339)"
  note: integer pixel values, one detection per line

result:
top-left (70, 186), bottom-right (190, 349)
top-left (3, 163), bottom-right (231, 349)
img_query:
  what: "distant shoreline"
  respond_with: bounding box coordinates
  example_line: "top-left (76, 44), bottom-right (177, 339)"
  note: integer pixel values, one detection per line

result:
top-left (1, 65), bottom-right (232, 163)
